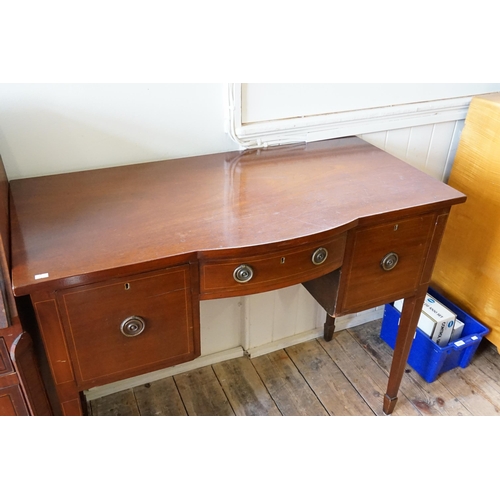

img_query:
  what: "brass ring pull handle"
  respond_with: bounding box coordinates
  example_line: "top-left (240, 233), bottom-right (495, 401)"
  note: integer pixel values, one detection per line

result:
top-left (381, 252), bottom-right (399, 271)
top-left (312, 247), bottom-right (329, 266)
top-left (120, 316), bottom-right (146, 337)
top-left (233, 264), bottom-right (254, 283)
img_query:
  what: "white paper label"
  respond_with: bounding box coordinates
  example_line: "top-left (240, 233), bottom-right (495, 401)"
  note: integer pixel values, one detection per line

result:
top-left (34, 273), bottom-right (49, 280)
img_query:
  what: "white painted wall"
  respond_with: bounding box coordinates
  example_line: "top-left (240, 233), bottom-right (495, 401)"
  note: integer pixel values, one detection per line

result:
top-left (0, 84), bottom-right (236, 179)
top-left (0, 83), bottom-right (471, 396)
top-left (0, 83), bottom-right (470, 185)
top-left (242, 84), bottom-right (500, 123)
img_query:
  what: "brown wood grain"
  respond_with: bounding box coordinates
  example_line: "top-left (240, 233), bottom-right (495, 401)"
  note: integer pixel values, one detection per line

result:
top-left (8, 136), bottom-right (467, 417)
top-left (10, 331), bottom-right (52, 416)
top-left (200, 233), bottom-right (346, 299)
top-left (57, 266), bottom-right (197, 386)
top-left (0, 156), bottom-right (52, 416)
top-left (338, 213), bottom-right (435, 314)
top-left (10, 137), bottom-right (465, 297)
top-left (0, 155), bottom-right (16, 323)
top-left (0, 385), bottom-right (29, 416)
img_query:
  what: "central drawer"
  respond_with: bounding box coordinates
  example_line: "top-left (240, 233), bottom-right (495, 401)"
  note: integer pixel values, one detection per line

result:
top-left (200, 233), bottom-right (346, 299)
top-left (57, 265), bottom-right (198, 386)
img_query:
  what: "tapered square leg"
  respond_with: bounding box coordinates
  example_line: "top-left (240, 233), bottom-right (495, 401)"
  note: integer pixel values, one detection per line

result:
top-left (383, 394), bottom-right (398, 415)
top-left (324, 314), bottom-right (336, 342)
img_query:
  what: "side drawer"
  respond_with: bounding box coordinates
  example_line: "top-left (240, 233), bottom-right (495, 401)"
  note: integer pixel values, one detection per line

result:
top-left (57, 265), bottom-right (199, 387)
top-left (338, 213), bottom-right (435, 314)
top-left (200, 233), bottom-right (346, 299)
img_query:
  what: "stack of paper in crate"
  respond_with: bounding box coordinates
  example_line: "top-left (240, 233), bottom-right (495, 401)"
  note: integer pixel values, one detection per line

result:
top-left (394, 293), bottom-right (464, 346)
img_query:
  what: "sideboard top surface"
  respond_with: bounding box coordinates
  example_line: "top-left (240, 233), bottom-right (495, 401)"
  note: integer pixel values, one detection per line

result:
top-left (9, 137), bottom-right (466, 295)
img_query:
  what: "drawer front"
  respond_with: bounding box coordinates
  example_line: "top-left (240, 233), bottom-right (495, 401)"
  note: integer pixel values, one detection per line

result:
top-left (338, 214), bottom-right (435, 313)
top-left (0, 385), bottom-right (29, 416)
top-left (200, 234), bottom-right (346, 299)
top-left (0, 337), bottom-right (13, 375)
top-left (58, 266), bottom-right (198, 386)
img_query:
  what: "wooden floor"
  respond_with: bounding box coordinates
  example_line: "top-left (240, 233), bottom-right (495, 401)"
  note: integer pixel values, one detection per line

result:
top-left (87, 319), bottom-right (500, 416)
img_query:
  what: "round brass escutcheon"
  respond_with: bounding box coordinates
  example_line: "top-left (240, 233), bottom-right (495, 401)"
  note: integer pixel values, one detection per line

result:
top-left (233, 264), bottom-right (254, 283)
top-left (381, 252), bottom-right (399, 271)
top-left (312, 247), bottom-right (328, 266)
top-left (120, 316), bottom-right (146, 337)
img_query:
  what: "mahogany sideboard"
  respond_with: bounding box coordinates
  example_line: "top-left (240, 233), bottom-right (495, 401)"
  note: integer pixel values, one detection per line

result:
top-left (8, 137), bottom-right (466, 416)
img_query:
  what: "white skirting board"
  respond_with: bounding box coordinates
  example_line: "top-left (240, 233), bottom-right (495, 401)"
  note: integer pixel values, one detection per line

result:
top-left (84, 307), bottom-right (383, 401)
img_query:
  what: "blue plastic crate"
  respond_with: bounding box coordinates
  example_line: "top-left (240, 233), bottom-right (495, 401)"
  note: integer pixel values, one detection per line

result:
top-left (380, 288), bottom-right (490, 383)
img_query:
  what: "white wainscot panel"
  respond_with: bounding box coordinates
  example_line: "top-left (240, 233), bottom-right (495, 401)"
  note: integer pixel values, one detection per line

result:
top-left (244, 285), bottom-right (324, 358)
top-left (247, 285), bottom-right (323, 347)
top-left (360, 120), bottom-right (465, 182)
top-left (199, 296), bottom-right (242, 355)
top-left (188, 285), bottom-right (324, 362)
top-left (198, 286), bottom-right (322, 356)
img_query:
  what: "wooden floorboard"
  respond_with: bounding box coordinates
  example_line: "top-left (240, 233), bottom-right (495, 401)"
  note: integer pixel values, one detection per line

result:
top-left (212, 357), bottom-right (281, 416)
top-left (134, 377), bottom-right (187, 416)
top-left (349, 320), bottom-right (473, 416)
top-left (285, 340), bottom-right (374, 416)
top-left (319, 329), bottom-right (420, 416)
top-left (174, 366), bottom-right (234, 416)
top-left (88, 320), bottom-right (500, 417)
top-left (438, 365), bottom-right (500, 416)
top-left (251, 349), bottom-right (328, 416)
top-left (89, 389), bottom-right (140, 416)
top-left (469, 342), bottom-right (500, 388)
